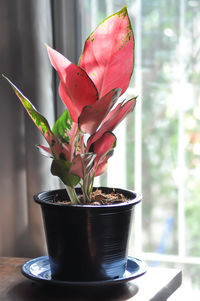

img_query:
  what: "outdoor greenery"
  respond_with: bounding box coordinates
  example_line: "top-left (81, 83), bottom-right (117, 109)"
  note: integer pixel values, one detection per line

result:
top-left (82, 0), bottom-right (200, 293)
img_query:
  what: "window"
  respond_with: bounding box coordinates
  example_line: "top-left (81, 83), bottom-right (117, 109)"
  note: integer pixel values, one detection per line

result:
top-left (80, 0), bottom-right (200, 298)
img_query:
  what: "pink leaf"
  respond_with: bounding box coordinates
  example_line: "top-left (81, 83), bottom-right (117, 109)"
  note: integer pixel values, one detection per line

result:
top-left (89, 132), bottom-right (116, 177)
top-left (90, 131), bottom-right (116, 160)
top-left (76, 134), bottom-right (85, 155)
top-left (70, 155), bottom-right (83, 178)
top-left (87, 97), bottom-right (136, 149)
top-left (36, 145), bottom-right (53, 158)
top-left (47, 46), bottom-right (99, 122)
top-left (70, 153), bottom-right (96, 179)
top-left (79, 6), bottom-right (134, 98)
top-left (78, 88), bottom-right (121, 134)
top-left (94, 161), bottom-right (108, 177)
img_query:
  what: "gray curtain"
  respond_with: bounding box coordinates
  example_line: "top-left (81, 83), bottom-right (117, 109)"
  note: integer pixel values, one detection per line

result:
top-left (0, 0), bottom-right (81, 257)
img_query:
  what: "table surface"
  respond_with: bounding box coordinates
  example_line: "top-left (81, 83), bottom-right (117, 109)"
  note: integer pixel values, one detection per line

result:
top-left (0, 257), bottom-right (182, 301)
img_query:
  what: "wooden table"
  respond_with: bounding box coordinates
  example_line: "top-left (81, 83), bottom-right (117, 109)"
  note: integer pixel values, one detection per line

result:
top-left (0, 257), bottom-right (182, 300)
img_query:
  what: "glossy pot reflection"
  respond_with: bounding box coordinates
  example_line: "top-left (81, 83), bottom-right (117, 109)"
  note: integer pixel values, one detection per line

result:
top-left (34, 187), bottom-right (142, 281)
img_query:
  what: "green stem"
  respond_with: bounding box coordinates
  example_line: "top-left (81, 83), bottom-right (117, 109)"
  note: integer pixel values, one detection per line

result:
top-left (82, 175), bottom-right (90, 203)
top-left (65, 186), bottom-right (80, 204)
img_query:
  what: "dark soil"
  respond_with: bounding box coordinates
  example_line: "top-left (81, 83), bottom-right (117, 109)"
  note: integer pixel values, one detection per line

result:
top-left (56, 189), bottom-right (130, 205)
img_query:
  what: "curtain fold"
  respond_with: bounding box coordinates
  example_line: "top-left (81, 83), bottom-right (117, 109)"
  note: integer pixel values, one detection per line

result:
top-left (51, 0), bottom-right (82, 116)
top-left (0, 0), bottom-right (57, 257)
top-left (0, 0), bottom-right (80, 257)
top-left (20, 0), bottom-right (59, 257)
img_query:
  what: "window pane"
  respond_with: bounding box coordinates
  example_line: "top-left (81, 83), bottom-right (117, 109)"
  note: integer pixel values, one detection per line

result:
top-left (184, 0), bottom-right (200, 258)
top-left (79, 0), bottom-right (200, 296)
top-left (141, 0), bottom-right (179, 255)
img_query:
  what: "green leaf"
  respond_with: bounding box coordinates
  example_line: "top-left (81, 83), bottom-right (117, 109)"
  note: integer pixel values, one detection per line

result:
top-left (52, 110), bottom-right (79, 161)
top-left (3, 75), bottom-right (52, 136)
top-left (3, 75), bottom-right (68, 159)
top-left (52, 110), bottom-right (74, 144)
top-left (51, 159), bottom-right (80, 187)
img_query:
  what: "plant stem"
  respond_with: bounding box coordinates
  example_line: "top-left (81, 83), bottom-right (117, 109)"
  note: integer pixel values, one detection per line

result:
top-left (65, 186), bottom-right (80, 204)
top-left (82, 174), bottom-right (91, 203)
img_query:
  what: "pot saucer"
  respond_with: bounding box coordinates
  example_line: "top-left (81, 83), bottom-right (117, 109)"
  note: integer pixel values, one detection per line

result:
top-left (22, 256), bottom-right (147, 287)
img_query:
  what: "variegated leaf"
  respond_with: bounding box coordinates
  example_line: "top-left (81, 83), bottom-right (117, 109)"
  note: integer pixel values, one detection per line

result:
top-left (79, 6), bottom-right (134, 98)
top-left (51, 159), bottom-right (80, 187)
top-left (3, 75), bottom-right (68, 160)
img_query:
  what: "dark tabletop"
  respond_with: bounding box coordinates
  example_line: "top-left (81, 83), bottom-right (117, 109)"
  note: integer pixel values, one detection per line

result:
top-left (0, 257), bottom-right (182, 301)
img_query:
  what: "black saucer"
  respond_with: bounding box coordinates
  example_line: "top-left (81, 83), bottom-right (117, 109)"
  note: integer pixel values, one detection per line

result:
top-left (22, 256), bottom-right (147, 288)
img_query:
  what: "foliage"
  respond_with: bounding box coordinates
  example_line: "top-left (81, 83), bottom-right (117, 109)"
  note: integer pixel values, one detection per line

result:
top-left (4, 6), bottom-right (136, 204)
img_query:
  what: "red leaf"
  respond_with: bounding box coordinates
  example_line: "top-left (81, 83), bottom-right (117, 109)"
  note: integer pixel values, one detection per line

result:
top-left (36, 145), bottom-right (53, 158)
top-left (79, 6), bottom-right (134, 98)
top-left (95, 161), bottom-right (108, 177)
top-left (70, 153), bottom-right (96, 179)
top-left (87, 97), bottom-right (136, 149)
top-left (89, 132), bottom-right (116, 177)
top-left (90, 131), bottom-right (116, 159)
top-left (36, 144), bottom-right (71, 163)
top-left (47, 46), bottom-right (99, 122)
top-left (78, 88), bottom-right (121, 134)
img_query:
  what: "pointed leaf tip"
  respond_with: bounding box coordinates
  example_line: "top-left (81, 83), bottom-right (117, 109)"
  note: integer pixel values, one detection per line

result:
top-left (4, 76), bottom-right (69, 160)
top-left (79, 6), bottom-right (134, 98)
top-left (36, 145), bottom-right (53, 158)
top-left (47, 46), bottom-right (99, 122)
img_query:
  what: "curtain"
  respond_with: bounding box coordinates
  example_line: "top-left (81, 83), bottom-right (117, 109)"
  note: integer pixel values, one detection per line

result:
top-left (0, 0), bottom-right (80, 257)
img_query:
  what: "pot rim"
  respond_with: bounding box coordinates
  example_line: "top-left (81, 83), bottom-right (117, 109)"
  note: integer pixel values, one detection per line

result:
top-left (34, 187), bottom-right (142, 208)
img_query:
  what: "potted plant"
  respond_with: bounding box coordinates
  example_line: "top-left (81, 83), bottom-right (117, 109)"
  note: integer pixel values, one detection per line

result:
top-left (3, 6), bottom-right (146, 284)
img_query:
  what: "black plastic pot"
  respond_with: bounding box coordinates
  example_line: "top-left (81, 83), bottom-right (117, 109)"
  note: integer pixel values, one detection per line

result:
top-left (34, 187), bottom-right (141, 281)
